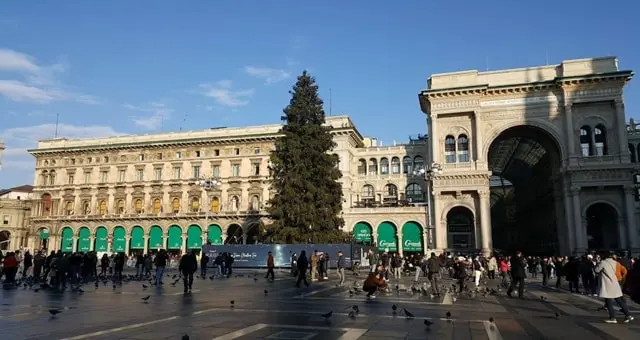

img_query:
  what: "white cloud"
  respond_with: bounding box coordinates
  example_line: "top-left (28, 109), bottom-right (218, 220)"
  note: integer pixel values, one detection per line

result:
top-left (244, 66), bottom-right (290, 84)
top-left (124, 102), bottom-right (174, 130)
top-left (199, 81), bottom-right (254, 107)
top-left (0, 48), bottom-right (101, 104)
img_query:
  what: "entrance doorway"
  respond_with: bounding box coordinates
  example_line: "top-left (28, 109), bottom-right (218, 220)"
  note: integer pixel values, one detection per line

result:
top-left (446, 207), bottom-right (475, 251)
top-left (0, 230), bottom-right (10, 250)
top-left (488, 125), bottom-right (563, 254)
top-left (586, 203), bottom-right (619, 250)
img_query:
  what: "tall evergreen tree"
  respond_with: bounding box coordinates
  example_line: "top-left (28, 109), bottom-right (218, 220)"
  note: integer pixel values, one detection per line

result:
top-left (267, 71), bottom-right (345, 243)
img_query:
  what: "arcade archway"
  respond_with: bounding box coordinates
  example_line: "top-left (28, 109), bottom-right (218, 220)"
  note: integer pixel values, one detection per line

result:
top-left (446, 206), bottom-right (475, 250)
top-left (488, 125), bottom-right (563, 254)
top-left (226, 224), bottom-right (242, 244)
top-left (586, 203), bottom-right (619, 250)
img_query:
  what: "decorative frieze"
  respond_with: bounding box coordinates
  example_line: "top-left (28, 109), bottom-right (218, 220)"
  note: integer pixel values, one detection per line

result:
top-left (566, 87), bottom-right (621, 99)
top-left (480, 95), bottom-right (557, 108)
top-left (431, 99), bottom-right (480, 110)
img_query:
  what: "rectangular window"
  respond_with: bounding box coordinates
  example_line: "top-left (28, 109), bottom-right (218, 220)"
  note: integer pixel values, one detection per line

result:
top-left (173, 167), bottom-right (181, 180)
top-left (71, 158), bottom-right (76, 165)
top-left (212, 165), bottom-right (220, 177)
top-left (232, 164), bottom-right (240, 177)
top-left (104, 156), bottom-right (109, 163)
top-left (252, 163), bottom-right (260, 176)
top-left (139, 154), bottom-right (144, 161)
top-left (87, 157), bottom-right (92, 164)
top-left (3, 215), bottom-right (10, 225)
top-left (156, 153), bottom-right (163, 160)
top-left (155, 168), bottom-right (162, 181)
top-left (233, 148), bottom-right (240, 156)
top-left (192, 166), bottom-right (200, 179)
top-left (195, 150), bottom-right (201, 158)
top-left (175, 152), bottom-right (182, 159)
top-left (84, 172), bottom-right (91, 184)
top-left (214, 149), bottom-right (220, 156)
top-left (68, 174), bottom-right (74, 184)
top-left (380, 162), bottom-right (389, 175)
top-left (136, 169), bottom-right (144, 181)
top-left (100, 171), bottom-right (108, 183)
top-left (458, 152), bottom-right (470, 163)
top-left (118, 170), bottom-right (125, 182)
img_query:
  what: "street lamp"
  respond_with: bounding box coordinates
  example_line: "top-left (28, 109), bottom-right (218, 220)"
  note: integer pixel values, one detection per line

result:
top-left (413, 163), bottom-right (443, 251)
top-left (195, 176), bottom-right (223, 242)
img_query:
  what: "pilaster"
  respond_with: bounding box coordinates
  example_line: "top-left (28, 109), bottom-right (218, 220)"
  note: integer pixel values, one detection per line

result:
top-left (571, 186), bottom-right (586, 253)
top-left (478, 189), bottom-right (492, 256)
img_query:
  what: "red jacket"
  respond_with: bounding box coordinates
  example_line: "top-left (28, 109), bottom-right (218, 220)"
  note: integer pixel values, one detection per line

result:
top-left (2, 256), bottom-right (18, 269)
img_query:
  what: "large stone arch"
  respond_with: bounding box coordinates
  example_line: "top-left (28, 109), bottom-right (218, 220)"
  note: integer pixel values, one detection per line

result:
top-left (482, 119), bottom-right (567, 163)
top-left (582, 199), bottom-right (623, 219)
top-left (583, 201), bottom-right (622, 250)
top-left (440, 202), bottom-right (476, 223)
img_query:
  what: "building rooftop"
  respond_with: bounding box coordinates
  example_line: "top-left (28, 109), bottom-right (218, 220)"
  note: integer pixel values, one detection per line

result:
top-left (0, 185), bottom-right (34, 197)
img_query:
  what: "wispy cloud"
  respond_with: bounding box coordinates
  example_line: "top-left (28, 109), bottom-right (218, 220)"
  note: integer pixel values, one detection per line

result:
top-left (0, 48), bottom-right (102, 104)
top-left (124, 101), bottom-right (174, 130)
top-left (199, 80), bottom-right (254, 107)
top-left (244, 66), bottom-right (290, 85)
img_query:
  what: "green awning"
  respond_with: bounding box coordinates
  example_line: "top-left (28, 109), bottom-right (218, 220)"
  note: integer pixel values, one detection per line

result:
top-left (149, 226), bottom-right (164, 249)
top-left (94, 227), bottom-right (108, 252)
top-left (186, 225), bottom-right (202, 249)
top-left (353, 222), bottom-right (373, 243)
top-left (60, 227), bottom-right (74, 253)
top-left (402, 221), bottom-right (423, 252)
top-left (77, 227), bottom-right (91, 252)
top-left (167, 225), bottom-right (182, 250)
top-left (39, 229), bottom-right (50, 240)
top-left (207, 224), bottom-right (223, 245)
top-left (130, 226), bottom-right (145, 249)
top-left (113, 226), bottom-right (126, 252)
top-left (377, 222), bottom-right (398, 252)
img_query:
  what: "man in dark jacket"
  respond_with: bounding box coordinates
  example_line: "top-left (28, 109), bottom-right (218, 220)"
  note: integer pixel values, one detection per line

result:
top-left (296, 251), bottom-right (310, 288)
top-left (426, 252), bottom-right (442, 296)
top-left (507, 251), bottom-right (526, 298)
top-left (179, 250), bottom-right (198, 293)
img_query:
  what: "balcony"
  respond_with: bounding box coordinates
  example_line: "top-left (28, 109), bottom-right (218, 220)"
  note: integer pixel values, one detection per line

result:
top-left (351, 196), bottom-right (426, 209)
top-left (30, 209), bottom-right (269, 222)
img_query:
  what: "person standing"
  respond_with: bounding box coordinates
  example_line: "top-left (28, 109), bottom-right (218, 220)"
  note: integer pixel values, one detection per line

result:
top-left (22, 251), bottom-right (33, 277)
top-left (594, 253), bottom-right (633, 323)
top-left (179, 250), bottom-right (198, 293)
top-left (426, 252), bottom-right (442, 296)
top-left (507, 251), bottom-right (526, 299)
top-left (265, 251), bottom-right (275, 280)
top-left (310, 251), bottom-right (319, 281)
top-left (135, 253), bottom-right (144, 279)
top-left (200, 253), bottom-right (209, 278)
top-left (154, 250), bottom-right (169, 285)
top-left (336, 251), bottom-right (345, 286)
top-left (296, 251), bottom-right (310, 288)
top-left (33, 251), bottom-right (45, 282)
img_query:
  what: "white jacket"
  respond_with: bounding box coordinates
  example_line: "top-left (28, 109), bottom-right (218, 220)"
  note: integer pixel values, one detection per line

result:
top-left (594, 258), bottom-right (623, 299)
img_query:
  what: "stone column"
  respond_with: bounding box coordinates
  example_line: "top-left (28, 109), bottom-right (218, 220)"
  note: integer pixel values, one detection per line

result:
top-left (143, 234), bottom-right (148, 254)
top-left (396, 230), bottom-right (403, 257)
top-left (429, 114), bottom-right (439, 164)
top-left (474, 111), bottom-right (483, 161)
top-left (479, 189), bottom-right (492, 256)
top-left (564, 102), bottom-right (575, 159)
top-left (562, 181), bottom-right (575, 253)
top-left (125, 236), bottom-right (131, 255)
top-left (571, 186), bottom-right (586, 253)
top-left (182, 233), bottom-right (188, 253)
top-left (371, 230), bottom-right (378, 249)
top-left (433, 193), bottom-right (447, 252)
top-left (616, 100), bottom-right (629, 160)
top-left (624, 186), bottom-right (639, 249)
top-left (617, 218), bottom-right (627, 250)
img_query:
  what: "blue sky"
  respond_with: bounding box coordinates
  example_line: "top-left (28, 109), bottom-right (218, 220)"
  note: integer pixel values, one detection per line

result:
top-left (1, 1), bottom-right (639, 188)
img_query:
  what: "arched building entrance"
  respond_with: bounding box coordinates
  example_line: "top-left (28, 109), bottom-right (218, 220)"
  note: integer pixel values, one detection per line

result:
top-left (585, 203), bottom-right (619, 250)
top-left (488, 125), bottom-right (563, 254)
top-left (0, 230), bottom-right (10, 251)
top-left (446, 207), bottom-right (475, 251)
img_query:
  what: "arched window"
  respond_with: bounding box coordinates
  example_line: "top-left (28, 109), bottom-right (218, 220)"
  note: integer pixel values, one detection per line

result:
top-left (402, 156), bottom-right (412, 174)
top-left (391, 157), bottom-right (401, 174)
top-left (594, 124), bottom-right (607, 156)
top-left (44, 160), bottom-right (49, 166)
top-left (172, 198), bottom-right (180, 213)
top-left (82, 200), bottom-right (91, 215)
top-left (629, 144), bottom-right (637, 163)
top-left (117, 199), bottom-right (125, 214)
top-left (251, 195), bottom-right (260, 211)
top-left (211, 197), bottom-right (220, 213)
top-left (134, 199), bottom-right (143, 213)
top-left (413, 156), bottom-right (425, 172)
top-left (99, 200), bottom-right (107, 215)
top-left (368, 158), bottom-right (378, 175)
top-left (357, 158), bottom-right (367, 175)
top-left (65, 201), bottom-right (74, 215)
top-left (49, 170), bottom-right (56, 186)
top-left (191, 197), bottom-right (200, 212)
top-left (405, 183), bottom-right (423, 202)
top-left (444, 135), bottom-right (456, 163)
top-left (384, 183), bottom-right (398, 197)
top-left (361, 184), bottom-right (375, 197)
top-left (230, 196), bottom-right (239, 211)
top-left (457, 135), bottom-right (469, 162)
top-left (41, 194), bottom-right (52, 215)
top-left (153, 199), bottom-right (161, 214)
top-left (380, 157), bottom-right (389, 175)
top-left (579, 126), bottom-right (592, 157)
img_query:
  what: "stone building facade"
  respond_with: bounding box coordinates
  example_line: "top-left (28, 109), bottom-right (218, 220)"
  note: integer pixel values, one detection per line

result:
top-left (26, 116), bottom-right (428, 255)
top-left (0, 185), bottom-right (34, 251)
top-left (420, 57), bottom-right (639, 255)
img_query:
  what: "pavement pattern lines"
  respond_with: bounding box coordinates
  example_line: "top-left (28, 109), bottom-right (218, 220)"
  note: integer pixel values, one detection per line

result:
top-left (1, 270), bottom-right (639, 339)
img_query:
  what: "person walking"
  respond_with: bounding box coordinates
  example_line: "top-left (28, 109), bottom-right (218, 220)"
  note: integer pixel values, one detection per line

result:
top-left (426, 252), bottom-right (442, 296)
top-left (594, 253), bottom-right (633, 323)
top-left (179, 250), bottom-right (198, 293)
top-left (200, 253), bottom-right (209, 278)
top-left (507, 251), bottom-right (526, 299)
top-left (154, 250), bottom-right (169, 285)
top-left (336, 251), bottom-right (345, 286)
top-left (265, 251), bottom-right (275, 281)
top-left (295, 251), bottom-right (310, 288)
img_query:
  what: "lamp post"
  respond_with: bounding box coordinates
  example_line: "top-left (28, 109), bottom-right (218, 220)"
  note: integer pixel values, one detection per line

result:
top-left (195, 176), bottom-right (223, 243)
top-left (413, 163), bottom-right (443, 252)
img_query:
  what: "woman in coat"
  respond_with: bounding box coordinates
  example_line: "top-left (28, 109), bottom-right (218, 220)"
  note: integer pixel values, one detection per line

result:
top-left (594, 253), bottom-right (634, 324)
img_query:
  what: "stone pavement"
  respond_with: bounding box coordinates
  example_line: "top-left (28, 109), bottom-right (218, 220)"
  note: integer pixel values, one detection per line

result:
top-left (0, 269), bottom-right (639, 339)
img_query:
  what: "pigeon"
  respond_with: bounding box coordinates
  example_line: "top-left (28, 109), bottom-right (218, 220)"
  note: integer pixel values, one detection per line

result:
top-left (554, 312), bottom-right (560, 319)
top-left (230, 300), bottom-right (235, 307)
top-left (112, 284), bottom-right (116, 289)
top-left (348, 289), bottom-right (354, 295)
top-left (264, 289), bottom-right (268, 295)
top-left (141, 295), bottom-right (150, 302)
top-left (446, 311), bottom-right (451, 319)
top-left (348, 310), bottom-right (356, 318)
top-left (321, 311), bottom-right (333, 320)
top-left (254, 278), bottom-right (259, 282)
top-left (424, 319), bottom-right (433, 330)
top-left (489, 317), bottom-right (494, 323)
top-left (392, 304), bottom-right (398, 311)
top-left (182, 335), bottom-right (190, 340)
top-left (404, 308), bottom-right (414, 318)
top-left (49, 309), bottom-right (62, 316)
top-left (142, 284), bottom-right (148, 289)
top-left (352, 305), bottom-right (359, 313)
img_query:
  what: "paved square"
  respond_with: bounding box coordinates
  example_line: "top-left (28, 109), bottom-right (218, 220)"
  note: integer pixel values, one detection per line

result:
top-left (1, 269), bottom-right (639, 339)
